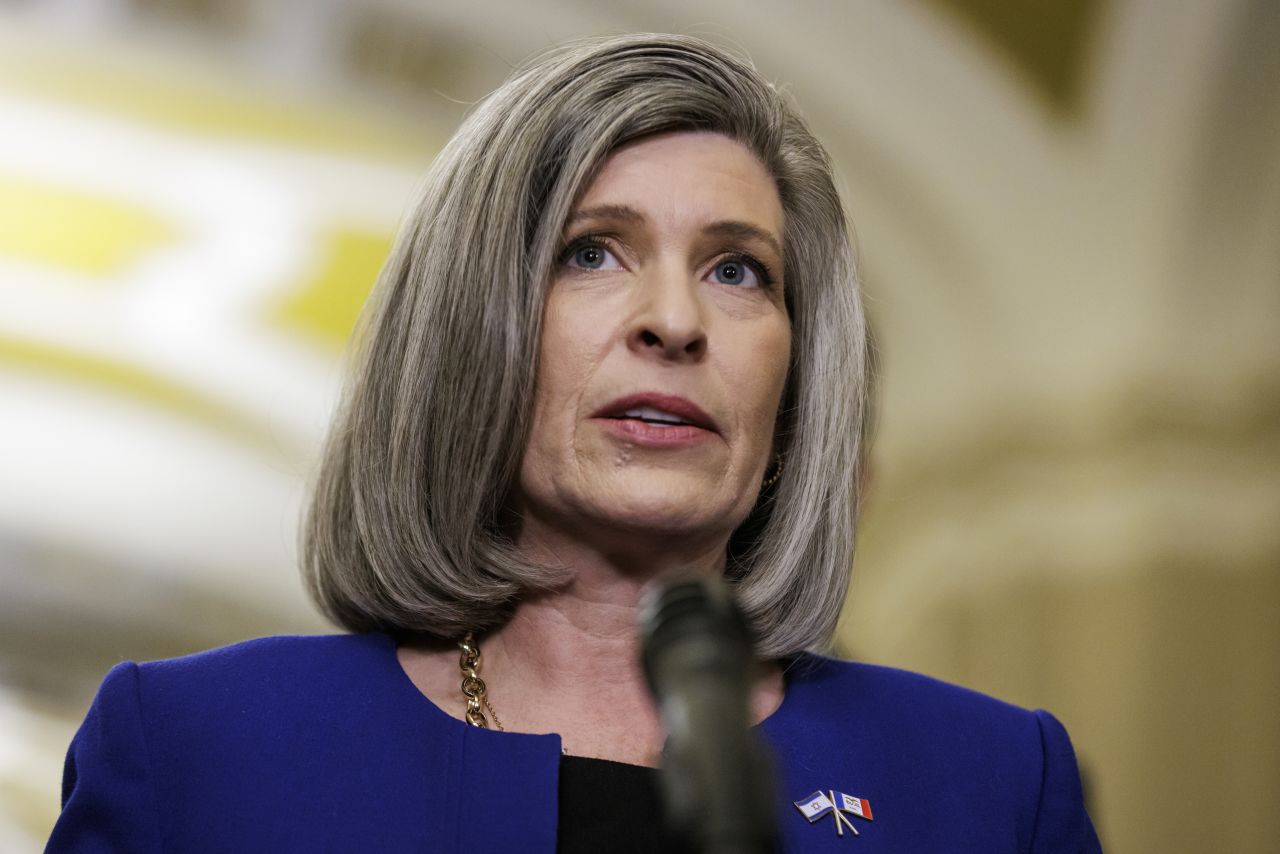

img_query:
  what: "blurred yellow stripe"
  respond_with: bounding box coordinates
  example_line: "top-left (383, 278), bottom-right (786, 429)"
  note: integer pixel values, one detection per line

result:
top-left (0, 174), bottom-right (176, 276)
top-left (272, 227), bottom-right (389, 350)
top-left (0, 38), bottom-right (438, 163)
top-left (0, 337), bottom-right (287, 456)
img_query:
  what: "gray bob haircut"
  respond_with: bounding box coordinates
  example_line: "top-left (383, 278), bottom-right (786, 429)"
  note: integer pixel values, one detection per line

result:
top-left (302, 33), bottom-right (868, 658)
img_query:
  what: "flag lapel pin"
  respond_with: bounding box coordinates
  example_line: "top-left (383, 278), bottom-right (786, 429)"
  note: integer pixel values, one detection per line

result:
top-left (793, 789), bottom-right (874, 838)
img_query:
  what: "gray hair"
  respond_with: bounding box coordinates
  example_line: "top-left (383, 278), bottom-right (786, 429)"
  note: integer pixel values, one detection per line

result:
top-left (302, 33), bottom-right (868, 658)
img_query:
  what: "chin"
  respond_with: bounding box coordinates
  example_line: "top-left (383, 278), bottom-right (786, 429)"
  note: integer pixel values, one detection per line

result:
top-left (582, 474), bottom-right (740, 537)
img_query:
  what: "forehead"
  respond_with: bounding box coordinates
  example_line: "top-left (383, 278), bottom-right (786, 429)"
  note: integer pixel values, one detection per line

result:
top-left (573, 131), bottom-right (784, 238)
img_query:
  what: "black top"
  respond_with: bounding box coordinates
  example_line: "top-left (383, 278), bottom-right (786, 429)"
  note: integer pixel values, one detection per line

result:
top-left (556, 755), bottom-right (690, 853)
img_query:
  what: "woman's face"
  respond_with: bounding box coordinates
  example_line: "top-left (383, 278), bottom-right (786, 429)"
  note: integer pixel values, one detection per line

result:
top-left (516, 131), bottom-right (791, 548)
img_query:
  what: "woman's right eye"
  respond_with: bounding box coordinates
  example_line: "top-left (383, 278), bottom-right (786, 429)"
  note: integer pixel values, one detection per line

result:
top-left (563, 241), bottom-right (621, 271)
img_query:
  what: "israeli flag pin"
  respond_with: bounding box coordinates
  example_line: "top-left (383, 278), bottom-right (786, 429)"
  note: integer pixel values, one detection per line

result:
top-left (793, 789), bottom-right (874, 837)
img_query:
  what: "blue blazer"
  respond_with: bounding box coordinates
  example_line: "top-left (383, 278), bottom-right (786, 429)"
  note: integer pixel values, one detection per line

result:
top-left (47, 633), bottom-right (1101, 852)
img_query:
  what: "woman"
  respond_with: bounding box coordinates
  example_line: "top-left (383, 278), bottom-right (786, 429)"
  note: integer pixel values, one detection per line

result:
top-left (48, 34), bottom-right (1101, 852)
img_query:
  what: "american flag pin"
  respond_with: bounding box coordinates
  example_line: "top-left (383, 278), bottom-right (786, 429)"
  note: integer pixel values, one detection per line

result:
top-left (793, 789), bottom-right (874, 838)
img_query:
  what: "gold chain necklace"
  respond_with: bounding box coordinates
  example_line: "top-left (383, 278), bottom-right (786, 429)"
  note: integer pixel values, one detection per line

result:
top-left (457, 632), bottom-right (504, 730)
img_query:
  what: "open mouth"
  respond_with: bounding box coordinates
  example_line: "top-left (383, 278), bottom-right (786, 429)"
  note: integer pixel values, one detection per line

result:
top-left (593, 393), bottom-right (718, 434)
top-left (608, 406), bottom-right (695, 428)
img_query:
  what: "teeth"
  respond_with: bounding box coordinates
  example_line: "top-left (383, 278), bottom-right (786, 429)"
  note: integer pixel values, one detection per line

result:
top-left (622, 406), bottom-right (688, 425)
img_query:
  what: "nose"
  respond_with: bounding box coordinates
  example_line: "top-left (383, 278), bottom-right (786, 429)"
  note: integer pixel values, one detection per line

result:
top-left (626, 268), bottom-right (708, 362)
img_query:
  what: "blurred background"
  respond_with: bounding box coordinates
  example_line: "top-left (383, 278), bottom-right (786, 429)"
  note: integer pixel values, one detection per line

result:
top-left (1, 0), bottom-right (1276, 850)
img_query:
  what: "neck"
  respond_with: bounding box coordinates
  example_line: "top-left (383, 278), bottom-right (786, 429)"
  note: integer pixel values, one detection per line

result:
top-left (394, 516), bottom-right (785, 767)
top-left (477, 515), bottom-right (731, 762)
top-left (496, 515), bottom-right (727, 681)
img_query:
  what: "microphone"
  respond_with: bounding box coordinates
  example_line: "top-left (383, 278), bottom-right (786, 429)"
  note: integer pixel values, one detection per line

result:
top-left (639, 578), bottom-right (779, 854)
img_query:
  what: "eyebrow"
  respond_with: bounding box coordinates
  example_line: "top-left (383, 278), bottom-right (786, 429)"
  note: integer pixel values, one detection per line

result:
top-left (702, 220), bottom-right (783, 260)
top-left (566, 204), bottom-right (645, 227)
top-left (566, 204), bottom-right (783, 259)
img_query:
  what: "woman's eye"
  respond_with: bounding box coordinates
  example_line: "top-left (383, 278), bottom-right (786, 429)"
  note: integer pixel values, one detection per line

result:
top-left (565, 243), bottom-right (620, 270)
top-left (710, 258), bottom-right (761, 288)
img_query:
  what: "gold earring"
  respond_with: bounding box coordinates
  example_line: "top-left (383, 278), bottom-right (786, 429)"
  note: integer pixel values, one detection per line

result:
top-left (761, 451), bottom-right (784, 489)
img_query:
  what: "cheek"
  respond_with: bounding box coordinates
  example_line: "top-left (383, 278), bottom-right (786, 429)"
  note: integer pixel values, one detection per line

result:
top-left (739, 323), bottom-right (791, 439)
top-left (539, 302), bottom-right (596, 403)
top-left (527, 294), bottom-right (609, 456)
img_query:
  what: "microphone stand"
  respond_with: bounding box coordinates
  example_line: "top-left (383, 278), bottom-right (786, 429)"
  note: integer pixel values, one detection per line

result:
top-left (639, 579), bottom-right (779, 854)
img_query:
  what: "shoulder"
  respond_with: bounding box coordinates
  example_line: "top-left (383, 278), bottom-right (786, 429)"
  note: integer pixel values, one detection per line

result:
top-left (52, 634), bottom-right (465, 850)
top-left (84, 634), bottom-right (384, 715)
top-left (136, 631), bottom-right (392, 675)
top-left (770, 655), bottom-right (1100, 852)
top-left (783, 654), bottom-right (1079, 784)
top-left (131, 632), bottom-right (394, 688)
top-left (786, 653), bottom-right (1039, 733)
top-left (783, 654), bottom-right (1077, 775)
top-left (91, 633), bottom-right (449, 813)
top-left (113, 632), bottom-right (406, 729)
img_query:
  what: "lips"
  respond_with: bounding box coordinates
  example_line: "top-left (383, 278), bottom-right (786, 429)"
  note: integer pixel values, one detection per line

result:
top-left (592, 392), bottom-right (719, 434)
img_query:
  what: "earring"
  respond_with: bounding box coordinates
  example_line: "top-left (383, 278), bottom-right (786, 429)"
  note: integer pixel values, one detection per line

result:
top-left (761, 451), bottom-right (785, 489)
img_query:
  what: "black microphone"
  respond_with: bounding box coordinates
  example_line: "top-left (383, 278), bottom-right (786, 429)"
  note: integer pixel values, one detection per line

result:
top-left (639, 578), bottom-right (779, 854)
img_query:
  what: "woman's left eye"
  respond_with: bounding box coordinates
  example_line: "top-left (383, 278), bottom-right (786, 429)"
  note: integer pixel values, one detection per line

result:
top-left (709, 258), bottom-right (763, 288)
